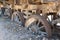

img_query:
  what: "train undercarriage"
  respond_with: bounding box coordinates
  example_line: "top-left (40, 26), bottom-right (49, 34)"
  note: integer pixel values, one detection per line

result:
top-left (1, 0), bottom-right (60, 39)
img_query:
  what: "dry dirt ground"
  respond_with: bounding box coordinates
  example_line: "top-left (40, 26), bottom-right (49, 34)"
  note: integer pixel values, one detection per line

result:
top-left (0, 16), bottom-right (60, 40)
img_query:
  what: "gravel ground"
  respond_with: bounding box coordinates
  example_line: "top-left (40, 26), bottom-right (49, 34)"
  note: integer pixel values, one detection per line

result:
top-left (0, 17), bottom-right (60, 40)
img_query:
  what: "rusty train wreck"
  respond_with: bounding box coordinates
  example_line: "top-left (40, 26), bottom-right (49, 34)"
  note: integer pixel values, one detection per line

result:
top-left (1, 0), bottom-right (60, 38)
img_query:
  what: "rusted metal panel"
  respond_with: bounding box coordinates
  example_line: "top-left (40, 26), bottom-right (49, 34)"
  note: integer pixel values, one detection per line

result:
top-left (43, 0), bottom-right (59, 3)
top-left (39, 2), bottom-right (57, 13)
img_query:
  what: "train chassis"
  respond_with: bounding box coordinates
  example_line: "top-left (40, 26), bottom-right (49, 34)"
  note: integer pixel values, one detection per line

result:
top-left (11, 9), bottom-right (60, 38)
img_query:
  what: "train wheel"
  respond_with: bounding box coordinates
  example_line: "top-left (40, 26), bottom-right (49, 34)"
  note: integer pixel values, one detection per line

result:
top-left (25, 14), bottom-right (52, 37)
top-left (11, 12), bottom-right (25, 26)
